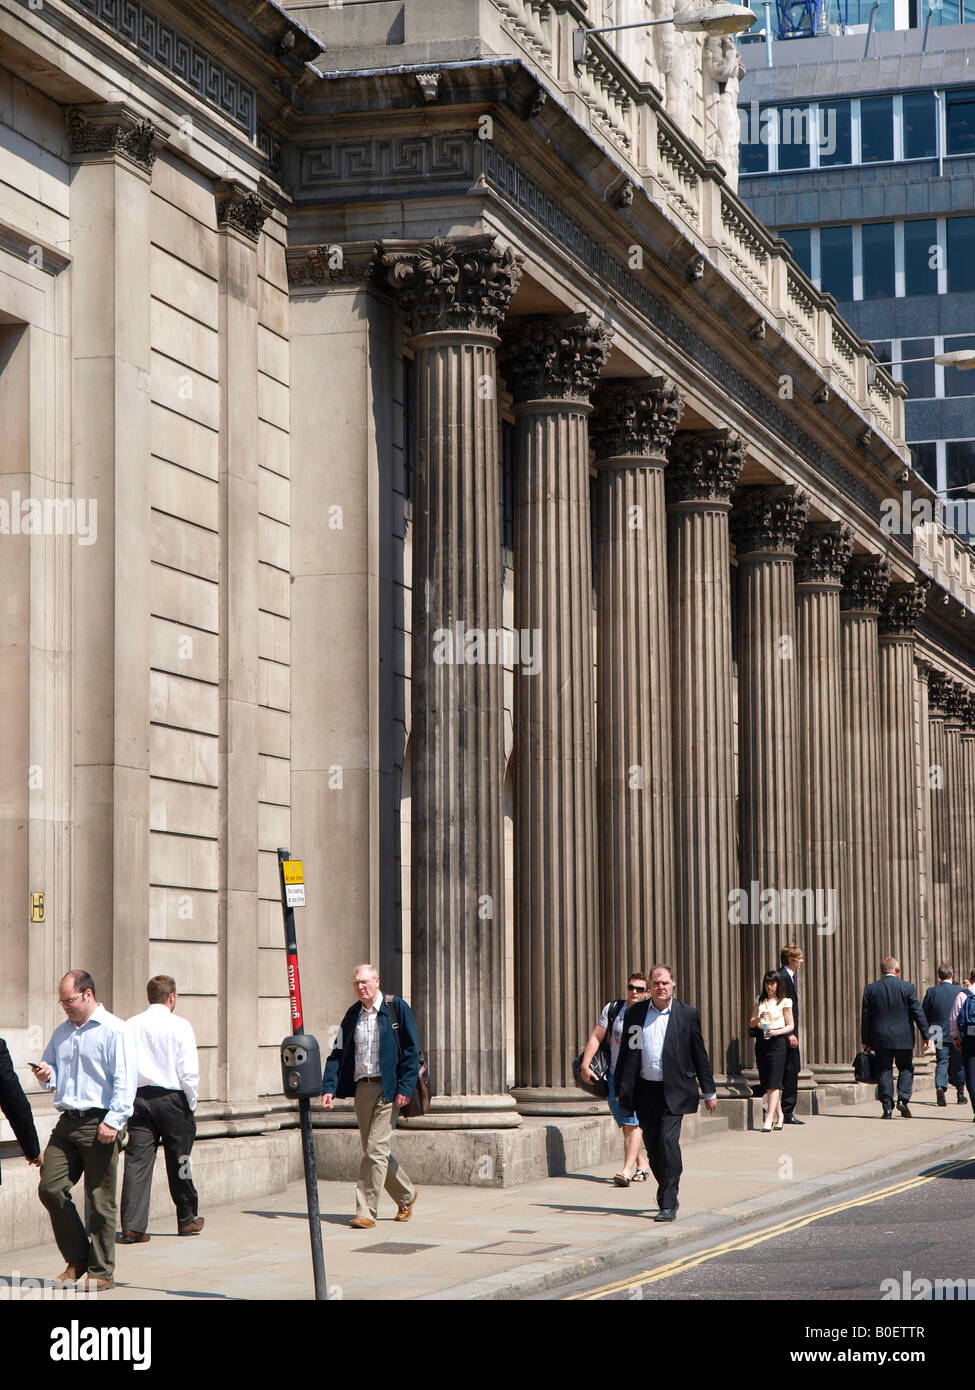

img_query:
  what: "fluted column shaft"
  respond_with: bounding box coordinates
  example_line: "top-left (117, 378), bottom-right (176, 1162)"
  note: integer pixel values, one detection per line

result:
top-left (667, 432), bottom-right (745, 1084)
top-left (962, 704), bottom-right (975, 970)
top-left (592, 380), bottom-right (683, 998)
top-left (795, 522), bottom-right (852, 1072)
top-left (944, 698), bottom-right (969, 971)
top-left (926, 686), bottom-right (952, 969)
top-left (375, 236), bottom-right (521, 1120)
top-left (501, 315), bottom-right (611, 1111)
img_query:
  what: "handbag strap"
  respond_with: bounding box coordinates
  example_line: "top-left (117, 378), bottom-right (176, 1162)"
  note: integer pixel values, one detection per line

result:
top-left (384, 994), bottom-right (403, 1059)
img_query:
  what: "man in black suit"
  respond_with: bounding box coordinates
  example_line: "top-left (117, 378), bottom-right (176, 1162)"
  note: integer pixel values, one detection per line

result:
top-left (614, 963), bottom-right (717, 1223)
top-left (0, 1037), bottom-right (41, 1180)
top-left (922, 964), bottom-right (967, 1106)
top-left (777, 943), bottom-right (804, 1126)
top-left (862, 955), bottom-right (932, 1118)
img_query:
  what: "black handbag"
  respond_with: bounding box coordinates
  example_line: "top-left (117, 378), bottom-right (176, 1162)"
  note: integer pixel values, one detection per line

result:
top-left (853, 1049), bottom-right (877, 1083)
top-left (572, 1049), bottom-right (609, 1099)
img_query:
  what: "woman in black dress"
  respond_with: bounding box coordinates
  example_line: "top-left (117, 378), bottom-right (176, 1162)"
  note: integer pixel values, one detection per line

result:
top-left (749, 969), bottom-right (794, 1131)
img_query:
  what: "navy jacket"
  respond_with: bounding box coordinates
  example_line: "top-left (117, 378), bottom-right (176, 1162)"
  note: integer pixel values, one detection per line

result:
top-left (861, 975), bottom-right (930, 1051)
top-left (614, 997), bottom-right (715, 1116)
top-left (922, 980), bottom-right (964, 1041)
top-left (777, 967), bottom-right (799, 1034)
top-left (0, 1038), bottom-right (40, 1182)
top-left (321, 996), bottom-right (420, 1104)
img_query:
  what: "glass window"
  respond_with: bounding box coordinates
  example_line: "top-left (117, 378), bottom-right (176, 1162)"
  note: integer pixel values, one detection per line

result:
top-left (862, 223), bottom-right (896, 299)
top-left (846, 0), bottom-right (895, 23)
top-left (909, 441), bottom-right (938, 490)
top-left (945, 441), bottom-right (975, 541)
top-left (904, 219), bottom-right (939, 297)
top-left (947, 217), bottom-right (975, 294)
top-left (947, 92), bottom-right (975, 156)
top-left (776, 105), bottom-right (812, 170)
top-left (860, 97), bottom-right (895, 163)
top-left (738, 106), bottom-right (772, 175)
top-left (819, 225), bottom-right (854, 302)
top-left (817, 101), bottom-right (852, 167)
top-left (943, 335), bottom-right (975, 398)
top-left (871, 340), bottom-right (892, 365)
top-left (784, 228), bottom-right (812, 279)
top-left (903, 93), bottom-right (937, 160)
top-left (900, 338), bottom-right (935, 399)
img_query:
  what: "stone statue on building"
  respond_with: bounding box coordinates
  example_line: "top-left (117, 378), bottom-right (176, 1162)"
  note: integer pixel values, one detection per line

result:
top-left (704, 32), bottom-right (745, 181)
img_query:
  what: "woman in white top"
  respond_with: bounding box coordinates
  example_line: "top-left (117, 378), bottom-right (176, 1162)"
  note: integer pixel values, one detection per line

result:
top-left (748, 969), bottom-right (794, 1132)
top-left (580, 975), bottom-right (651, 1185)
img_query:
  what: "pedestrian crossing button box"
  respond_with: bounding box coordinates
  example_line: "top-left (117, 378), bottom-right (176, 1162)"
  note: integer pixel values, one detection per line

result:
top-left (281, 1034), bottom-right (322, 1097)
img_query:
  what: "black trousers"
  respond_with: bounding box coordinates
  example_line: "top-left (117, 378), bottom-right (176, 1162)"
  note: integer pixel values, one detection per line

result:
top-left (120, 1086), bottom-right (199, 1232)
top-left (875, 1047), bottom-right (914, 1110)
top-left (781, 1040), bottom-right (800, 1117)
top-left (634, 1080), bottom-right (684, 1211)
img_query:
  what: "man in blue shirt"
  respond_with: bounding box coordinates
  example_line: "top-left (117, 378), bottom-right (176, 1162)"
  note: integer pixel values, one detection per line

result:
top-left (32, 971), bottom-right (136, 1291)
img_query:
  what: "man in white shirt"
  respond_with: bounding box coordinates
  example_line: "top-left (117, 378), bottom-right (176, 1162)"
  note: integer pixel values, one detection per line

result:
top-left (119, 975), bottom-right (203, 1242)
top-left (33, 970), bottom-right (136, 1291)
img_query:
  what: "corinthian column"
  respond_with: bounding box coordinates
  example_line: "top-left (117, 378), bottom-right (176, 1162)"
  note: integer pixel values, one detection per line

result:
top-left (795, 521), bottom-right (853, 1075)
top-left (943, 679), bottom-right (971, 972)
top-left (374, 235), bottom-right (522, 1125)
top-left (926, 670), bottom-right (953, 970)
top-left (961, 693), bottom-right (975, 970)
top-left (730, 485), bottom-right (808, 1017)
top-left (666, 430), bottom-right (746, 1087)
top-left (590, 378), bottom-right (684, 997)
top-left (840, 554), bottom-right (891, 992)
top-left (878, 579), bottom-right (930, 989)
top-left (500, 315), bottom-right (612, 1113)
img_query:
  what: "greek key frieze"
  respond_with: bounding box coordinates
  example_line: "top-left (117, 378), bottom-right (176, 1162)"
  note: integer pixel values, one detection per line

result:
top-left (298, 134), bottom-right (474, 195)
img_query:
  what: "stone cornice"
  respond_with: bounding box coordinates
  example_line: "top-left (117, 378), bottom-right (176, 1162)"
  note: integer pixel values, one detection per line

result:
top-left (215, 181), bottom-right (272, 242)
top-left (730, 485), bottom-right (809, 557)
top-left (65, 105), bottom-right (160, 173)
top-left (840, 555), bottom-right (892, 615)
top-left (665, 430), bottom-right (746, 506)
top-left (590, 379), bottom-right (684, 463)
top-left (879, 578), bottom-right (931, 638)
top-left (795, 521), bottom-right (854, 587)
top-left (0, 225), bottom-right (70, 277)
top-left (500, 314), bottom-right (612, 405)
top-left (373, 236), bottom-right (522, 336)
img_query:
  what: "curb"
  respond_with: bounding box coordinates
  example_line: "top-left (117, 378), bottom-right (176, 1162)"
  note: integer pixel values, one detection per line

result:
top-left (419, 1124), bottom-right (975, 1300)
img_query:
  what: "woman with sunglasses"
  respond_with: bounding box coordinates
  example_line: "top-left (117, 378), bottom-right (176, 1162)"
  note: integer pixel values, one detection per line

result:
top-left (749, 969), bottom-right (794, 1131)
top-left (580, 973), bottom-right (651, 1185)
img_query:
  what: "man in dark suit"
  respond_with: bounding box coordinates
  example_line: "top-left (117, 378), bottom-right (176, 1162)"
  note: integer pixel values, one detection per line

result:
top-left (777, 943), bottom-right (804, 1125)
top-left (614, 963), bottom-right (717, 1223)
top-left (922, 964), bottom-right (967, 1106)
top-left (862, 955), bottom-right (932, 1118)
top-left (0, 1037), bottom-right (41, 1179)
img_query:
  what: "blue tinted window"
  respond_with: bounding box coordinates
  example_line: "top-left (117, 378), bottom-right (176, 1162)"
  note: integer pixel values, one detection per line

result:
top-left (819, 225), bottom-right (853, 302)
top-left (784, 228), bottom-right (812, 280)
top-left (947, 217), bottom-right (975, 294)
top-left (946, 442), bottom-right (975, 541)
top-left (861, 97), bottom-right (894, 163)
top-left (862, 223), bottom-right (895, 300)
top-left (947, 93), bottom-right (975, 157)
top-left (817, 102), bottom-right (851, 166)
top-left (909, 442), bottom-right (937, 489)
top-left (900, 339), bottom-right (935, 399)
top-left (776, 106), bottom-right (811, 170)
top-left (903, 93), bottom-right (936, 160)
top-left (738, 106), bottom-right (772, 174)
top-left (904, 219), bottom-right (939, 297)
top-left (943, 335), bottom-right (975, 398)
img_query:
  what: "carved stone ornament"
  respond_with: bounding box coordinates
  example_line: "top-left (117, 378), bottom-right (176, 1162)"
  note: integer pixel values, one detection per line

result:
top-left (944, 678), bottom-right (971, 722)
top-left (66, 108), bottom-right (157, 173)
top-left (613, 180), bottom-right (635, 209)
top-left (730, 485), bottom-right (809, 556)
top-left (288, 245), bottom-right (372, 288)
top-left (927, 668), bottom-right (950, 715)
top-left (590, 378), bottom-right (684, 462)
top-left (500, 314), bottom-right (612, 405)
top-left (666, 430), bottom-right (745, 505)
top-left (795, 520), bottom-right (854, 586)
top-left (216, 186), bottom-right (271, 243)
top-left (415, 71), bottom-right (441, 103)
top-left (840, 554), bottom-right (892, 614)
top-left (962, 690), bottom-right (975, 732)
top-left (878, 577), bottom-right (930, 636)
top-left (373, 235), bottom-right (522, 336)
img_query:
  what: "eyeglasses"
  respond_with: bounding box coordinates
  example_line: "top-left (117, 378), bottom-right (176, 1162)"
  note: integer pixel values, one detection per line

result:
top-left (59, 993), bottom-right (86, 1006)
top-left (627, 984), bottom-right (648, 992)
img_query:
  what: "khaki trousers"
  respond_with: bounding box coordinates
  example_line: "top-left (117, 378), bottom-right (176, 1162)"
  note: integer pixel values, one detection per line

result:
top-left (353, 1081), bottom-right (415, 1220)
top-left (38, 1111), bottom-right (120, 1279)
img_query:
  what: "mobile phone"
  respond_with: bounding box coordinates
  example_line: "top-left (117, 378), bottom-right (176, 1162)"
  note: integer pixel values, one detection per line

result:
top-left (28, 1062), bottom-right (43, 1070)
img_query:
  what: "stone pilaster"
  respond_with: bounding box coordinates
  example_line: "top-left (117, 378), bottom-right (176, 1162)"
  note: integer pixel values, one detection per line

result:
top-left (374, 236), bottom-right (522, 1124)
top-left (591, 378), bottom-right (683, 999)
top-left (878, 579), bottom-right (929, 992)
top-left (926, 670), bottom-right (953, 970)
top-left (500, 314), bottom-right (612, 1114)
top-left (840, 554), bottom-right (892, 991)
top-left (961, 693), bottom-right (975, 974)
top-left (942, 679), bottom-right (971, 973)
top-left (730, 485), bottom-right (808, 1021)
top-left (666, 430), bottom-right (746, 1087)
top-left (794, 521), bottom-right (853, 1075)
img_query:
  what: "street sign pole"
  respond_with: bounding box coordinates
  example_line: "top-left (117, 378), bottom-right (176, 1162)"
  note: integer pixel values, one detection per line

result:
top-left (277, 846), bottom-right (328, 1301)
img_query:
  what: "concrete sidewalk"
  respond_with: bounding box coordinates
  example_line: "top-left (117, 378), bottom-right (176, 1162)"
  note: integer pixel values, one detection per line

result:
top-left (3, 1083), bottom-right (972, 1301)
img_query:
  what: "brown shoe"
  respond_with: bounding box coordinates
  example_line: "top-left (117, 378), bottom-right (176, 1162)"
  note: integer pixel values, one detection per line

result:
top-left (349, 1215), bottom-right (375, 1229)
top-left (394, 1193), bottom-right (417, 1223)
top-left (117, 1230), bottom-right (150, 1244)
top-left (178, 1216), bottom-right (205, 1236)
top-left (51, 1262), bottom-right (86, 1287)
top-left (78, 1275), bottom-right (115, 1292)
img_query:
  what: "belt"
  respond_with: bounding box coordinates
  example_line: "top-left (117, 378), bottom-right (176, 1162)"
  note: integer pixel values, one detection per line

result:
top-left (356, 1075), bottom-right (383, 1085)
top-left (60, 1107), bottom-right (107, 1121)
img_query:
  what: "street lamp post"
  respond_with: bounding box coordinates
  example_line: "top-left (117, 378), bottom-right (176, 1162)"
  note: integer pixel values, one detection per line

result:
top-left (867, 348), bottom-right (975, 387)
top-left (573, 5), bottom-right (757, 65)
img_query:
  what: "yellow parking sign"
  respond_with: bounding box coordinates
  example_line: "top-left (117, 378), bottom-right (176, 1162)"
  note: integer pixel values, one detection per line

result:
top-left (282, 860), bottom-right (304, 885)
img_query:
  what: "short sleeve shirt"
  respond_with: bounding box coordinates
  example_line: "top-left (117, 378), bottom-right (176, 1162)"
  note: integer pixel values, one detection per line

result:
top-left (598, 1000), bottom-right (626, 1071)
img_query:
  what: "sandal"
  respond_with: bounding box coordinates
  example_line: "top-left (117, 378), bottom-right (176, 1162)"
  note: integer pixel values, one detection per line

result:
top-left (631, 1169), bottom-right (650, 1183)
top-left (613, 1172), bottom-right (632, 1187)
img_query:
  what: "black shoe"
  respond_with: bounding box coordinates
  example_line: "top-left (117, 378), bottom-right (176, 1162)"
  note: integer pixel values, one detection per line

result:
top-left (881, 1109), bottom-right (893, 1119)
top-left (937, 1088), bottom-right (947, 1107)
top-left (897, 1101), bottom-right (912, 1118)
top-left (654, 1208), bottom-right (677, 1222)
top-left (782, 1115), bottom-right (804, 1125)
top-left (958, 1094), bottom-right (968, 1105)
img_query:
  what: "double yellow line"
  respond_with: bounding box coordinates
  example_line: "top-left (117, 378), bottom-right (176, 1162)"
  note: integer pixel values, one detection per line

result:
top-left (564, 1159), bottom-right (973, 1300)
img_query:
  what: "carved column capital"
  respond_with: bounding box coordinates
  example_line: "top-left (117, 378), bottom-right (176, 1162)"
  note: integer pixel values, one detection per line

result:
top-left (795, 520), bottom-right (854, 586)
top-left (879, 577), bottom-right (930, 637)
top-left (66, 105), bottom-right (159, 174)
top-left (500, 314), bottom-right (612, 405)
top-left (943, 677), bottom-right (971, 722)
top-left (666, 430), bottom-right (745, 505)
top-left (840, 554), bottom-right (891, 614)
top-left (373, 235), bottom-right (522, 336)
top-left (730, 484), bottom-right (809, 556)
top-left (927, 668), bottom-right (952, 716)
top-left (215, 181), bottom-right (271, 243)
top-left (590, 378), bottom-right (684, 463)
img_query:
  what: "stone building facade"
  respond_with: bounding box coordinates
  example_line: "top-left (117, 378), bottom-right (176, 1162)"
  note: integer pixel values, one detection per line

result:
top-left (1, 0), bottom-right (973, 1202)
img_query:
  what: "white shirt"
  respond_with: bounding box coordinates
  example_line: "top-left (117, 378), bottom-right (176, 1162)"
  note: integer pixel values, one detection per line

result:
top-left (949, 985), bottom-right (975, 1041)
top-left (354, 994), bottom-right (382, 1080)
top-left (41, 1003), bottom-right (137, 1131)
top-left (640, 1003), bottom-right (672, 1080)
top-left (597, 1001), bottom-right (627, 1071)
top-left (127, 1004), bottom-right (200, 1111)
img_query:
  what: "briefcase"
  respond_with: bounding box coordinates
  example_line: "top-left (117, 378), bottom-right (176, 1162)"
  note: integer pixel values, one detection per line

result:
top-left (853, 1050), bottom-right (877, 1083)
